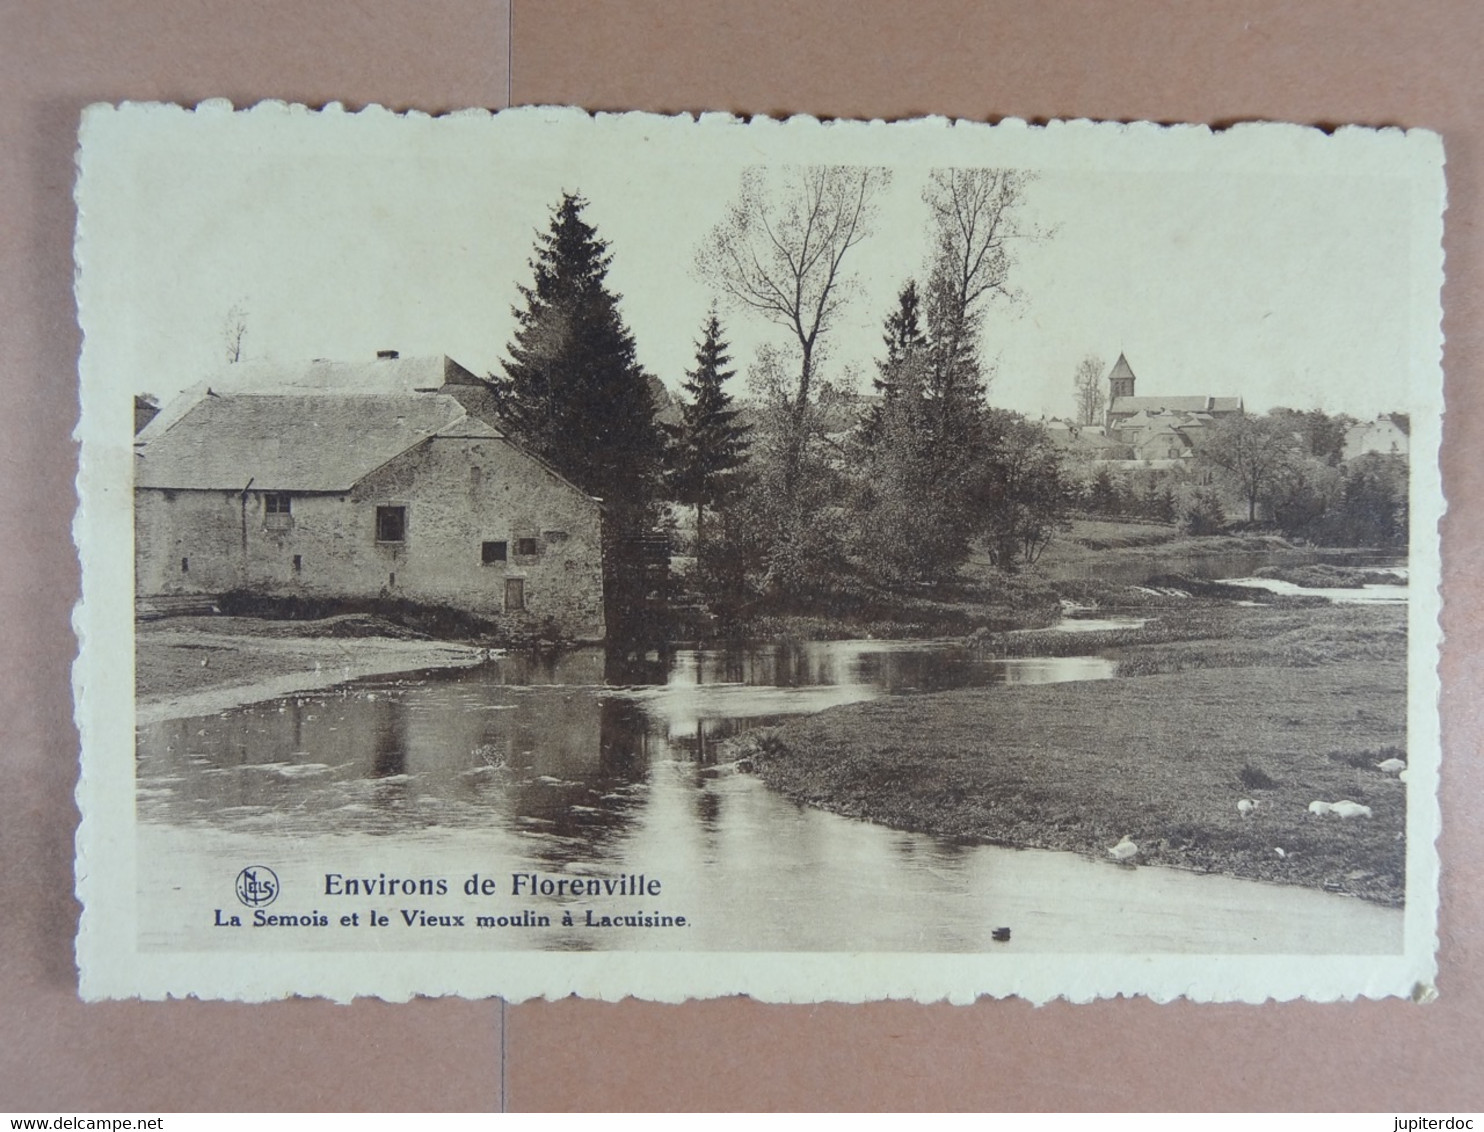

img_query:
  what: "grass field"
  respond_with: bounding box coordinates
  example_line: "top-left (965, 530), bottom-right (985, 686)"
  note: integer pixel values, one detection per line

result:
top-left (1034, 518), bottom-right (1295, 566)
top-left (976, 601), bottom-right (1406, 674)
top-left (740, 599), bottom-right (1409, 905)
top-left (733, 570), bottom-right (1065, 640)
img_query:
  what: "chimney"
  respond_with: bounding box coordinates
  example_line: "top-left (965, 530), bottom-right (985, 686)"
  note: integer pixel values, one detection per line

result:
top-left (377, 349), bottom-right (400, 360)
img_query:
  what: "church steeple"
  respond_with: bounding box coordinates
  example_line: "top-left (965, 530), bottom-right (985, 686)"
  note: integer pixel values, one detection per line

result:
top-left (1108, 352), bottom-right (1137, 401)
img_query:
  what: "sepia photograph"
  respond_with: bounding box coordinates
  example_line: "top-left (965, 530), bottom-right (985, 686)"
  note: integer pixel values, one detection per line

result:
top-left (73, 104), bottom-right (1443, 1002)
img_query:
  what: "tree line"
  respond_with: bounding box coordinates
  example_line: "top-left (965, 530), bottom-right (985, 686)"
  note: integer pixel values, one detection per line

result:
top-left (1195, 408), bottom-right (1407, 546)
top-left (487, 174), bottom-right (1404, 640)
top-left (488, 169), bottom-right (1073, 636)
top-left (1074, 407), bottom-right (1408, 548)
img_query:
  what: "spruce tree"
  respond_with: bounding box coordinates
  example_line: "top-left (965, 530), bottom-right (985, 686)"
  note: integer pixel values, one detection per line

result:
top-left (668, 309), bottom-right (750, 549)
top-left (853, 283), bottom-right (971, 583)
top-left (880, 280), bottom-right (928, 381)
top-left (495, 191), bottom-right (666, 639)
top-left (922, 255), bottom-right (988, 454)
top-left (860, 281), bottom-right (928, 444)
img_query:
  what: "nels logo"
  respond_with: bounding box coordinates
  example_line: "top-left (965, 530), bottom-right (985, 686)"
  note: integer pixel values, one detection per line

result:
top-left (235, 865), bottom-right (280, 908)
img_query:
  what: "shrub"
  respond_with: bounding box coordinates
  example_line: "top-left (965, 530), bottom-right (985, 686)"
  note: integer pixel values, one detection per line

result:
top-left (1182, 487), bottom-right (1227, 535)
top-left (1239, 765), bottom-right (1278, 790)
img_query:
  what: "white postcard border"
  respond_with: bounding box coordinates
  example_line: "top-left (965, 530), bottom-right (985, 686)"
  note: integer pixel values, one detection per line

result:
top-left (74, 104), bottom-right (1445, 1003)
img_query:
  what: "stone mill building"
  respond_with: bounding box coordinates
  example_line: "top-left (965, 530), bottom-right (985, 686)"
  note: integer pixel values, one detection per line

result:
top-left (133, 354), bottom-right (607, 640)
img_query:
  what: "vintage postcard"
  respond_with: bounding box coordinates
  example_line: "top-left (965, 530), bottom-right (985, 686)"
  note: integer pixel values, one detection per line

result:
top-left (73, 104), bottom-right (1444, 1003)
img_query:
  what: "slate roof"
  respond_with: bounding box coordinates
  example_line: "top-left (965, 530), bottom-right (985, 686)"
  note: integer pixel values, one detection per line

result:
top-left (135, 392), bottom-right (497, 492)
top-left (1116, 410), bottom-right (1160, 429)
top-left (1137, 427), bottom-right (1194, 448)
top-left (208, 354), bottom-right (480, 395)
top-left (1110, 395), bottom-right (1242, 415)
top-left (136, 355), bottom-right (490, 443)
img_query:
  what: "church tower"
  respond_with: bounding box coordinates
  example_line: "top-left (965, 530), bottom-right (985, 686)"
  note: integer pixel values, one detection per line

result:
top-left (1108, 352), bottom-right (1137, 401)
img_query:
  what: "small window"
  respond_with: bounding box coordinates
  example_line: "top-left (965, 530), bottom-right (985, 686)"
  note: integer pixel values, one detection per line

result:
top-left (264, 492), bottom-right (293, 529)
top-left (482, 540), bottom-right (507, 564)
top-left (180, 557), bottom-right (189, 573)
top-left (292, 554), bottom-right (302, 573)
top-left (515, 536), bottom-right (539, 557)
top-left (376, 505), bottom-right (406, 543)
top-left (504, 577), bottom-right (525, 612)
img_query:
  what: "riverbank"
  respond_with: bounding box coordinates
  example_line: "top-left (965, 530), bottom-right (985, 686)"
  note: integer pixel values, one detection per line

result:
top-left (135, 615), bottom-right (489, 724)
top-left (1035, 518), bottom-right (1296, 573)
top-left (739, 597), bottom-right (1408, 906)
top-left (979, 598), bottom-right (1405, 672)
top-left (720, 525), bottom-right (1360, 641)
top-left (736, 571), bottom-right (1064, 641)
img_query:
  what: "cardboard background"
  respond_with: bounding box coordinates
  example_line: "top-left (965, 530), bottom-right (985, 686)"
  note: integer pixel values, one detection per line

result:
top-left (3, 0), bottom-right (1480, 1111)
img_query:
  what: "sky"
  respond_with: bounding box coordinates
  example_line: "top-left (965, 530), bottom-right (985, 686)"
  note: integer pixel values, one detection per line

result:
top-left (76, 104), bottom-right (1438, 422)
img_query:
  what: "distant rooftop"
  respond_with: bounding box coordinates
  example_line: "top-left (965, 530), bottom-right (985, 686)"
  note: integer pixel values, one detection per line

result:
top-left (1111, 395), bottom-right (1242, 415)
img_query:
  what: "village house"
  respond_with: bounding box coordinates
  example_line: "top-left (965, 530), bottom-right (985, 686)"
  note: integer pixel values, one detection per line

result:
top-left (1129, 420), bottom-right (1196, 463)
top-left (1103, 353), bottom-right (1243, 451)
top-left (1040, 416), bottom-right (1131, 460)
top-left (134, 354), bottom-right (607, 640)
top-left (1343, 413), bottom-right (1410, 462)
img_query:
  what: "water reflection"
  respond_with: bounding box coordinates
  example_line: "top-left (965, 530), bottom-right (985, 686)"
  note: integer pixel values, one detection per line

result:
top-left (138, 639), bottom-right (1113, 839)
top-left (134, 636), bottom-right (1401, 954)
top-left (1224, 577), bottom-right (1409, 605)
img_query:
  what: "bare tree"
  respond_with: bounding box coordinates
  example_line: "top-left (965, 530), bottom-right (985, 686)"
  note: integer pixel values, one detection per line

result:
top-left (698, 165), bottom-right (889, 428)
top-left (1073, 353), bottom-right (1106, 425)
top-left (1198, 412), bottom-right (1302, 523)
top-left (222, 302), bottom-right (248, 364)
top-left (921, 168), bottom-right (1035, 402)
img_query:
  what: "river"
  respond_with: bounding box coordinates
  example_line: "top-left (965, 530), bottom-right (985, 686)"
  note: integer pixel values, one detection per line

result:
top-left (136, 598), bottom-right (1405, 955)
